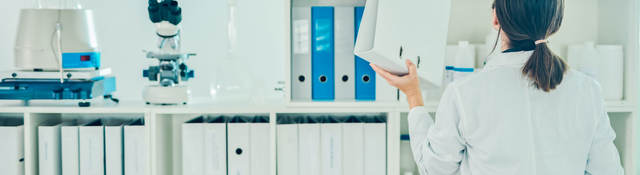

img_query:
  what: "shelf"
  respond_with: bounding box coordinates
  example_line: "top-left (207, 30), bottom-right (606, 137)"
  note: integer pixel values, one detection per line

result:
top-left (0, 100), bottom-right (145, 114)
top-left (0, 100), bottom-right (633, 114)
top-left (399, 101), bottom-right (634, 114)
top-left (604, 101), bottom-right (636, 113)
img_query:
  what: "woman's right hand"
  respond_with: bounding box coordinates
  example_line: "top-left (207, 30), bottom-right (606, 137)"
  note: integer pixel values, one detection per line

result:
top-left (370, 59), bottom-right (424, 109)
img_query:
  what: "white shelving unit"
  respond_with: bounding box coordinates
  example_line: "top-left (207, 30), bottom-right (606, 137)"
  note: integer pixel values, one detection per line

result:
top-left (0, 98), bottom-right (635, 175)
top-left (0, 102), bottom-right (403, 175)
top-left (0, 0), bottom-right (638, 175)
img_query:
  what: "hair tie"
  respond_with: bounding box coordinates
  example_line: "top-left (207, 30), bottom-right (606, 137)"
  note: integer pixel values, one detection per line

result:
top-left (534, 39), bottom-right (548, 45)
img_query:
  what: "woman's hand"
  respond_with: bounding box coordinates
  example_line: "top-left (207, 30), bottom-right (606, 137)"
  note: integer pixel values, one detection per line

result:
top-left (370, 59), bottom-right (424, 109)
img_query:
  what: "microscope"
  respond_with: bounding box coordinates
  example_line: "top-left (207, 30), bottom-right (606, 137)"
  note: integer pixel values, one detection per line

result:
top-left (143, 0), bottom-right (196, 105)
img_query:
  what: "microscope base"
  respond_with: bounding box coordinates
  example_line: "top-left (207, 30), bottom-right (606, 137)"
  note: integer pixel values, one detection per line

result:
top-left (143, 85), bottom-right (190, 105)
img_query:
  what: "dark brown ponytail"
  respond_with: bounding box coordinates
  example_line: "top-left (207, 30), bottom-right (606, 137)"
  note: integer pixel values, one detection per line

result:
top-left (494, 0), bottom-right (568, 92)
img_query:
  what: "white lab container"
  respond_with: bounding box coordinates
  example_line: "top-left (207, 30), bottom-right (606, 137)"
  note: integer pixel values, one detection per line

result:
top-left (453, 41), bottom-right (476, 68)
top-left (568, 42), bottom-right (600, 78)
top-left (443, 67), bottom-right (475, 88)
top-left (596, 45), bottom-right (624, 101)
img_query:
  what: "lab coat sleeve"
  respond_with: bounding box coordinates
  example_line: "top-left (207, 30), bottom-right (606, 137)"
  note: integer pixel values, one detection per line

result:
top-left (408, 86), bottom-right (466, 175)
top-left (585, 88), bottom-right (624, 175)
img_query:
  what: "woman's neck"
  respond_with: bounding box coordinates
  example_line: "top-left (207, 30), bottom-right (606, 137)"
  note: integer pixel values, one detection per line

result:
top-left (501, 39), bottom-right (511, 52)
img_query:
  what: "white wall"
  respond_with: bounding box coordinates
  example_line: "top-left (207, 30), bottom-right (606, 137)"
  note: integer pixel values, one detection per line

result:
top-left (446, 0), bottom-right (602, 58)
top-left (0, 0), bottom-right (287, 102)
top-left (1, 0), bottom-right (632, 102)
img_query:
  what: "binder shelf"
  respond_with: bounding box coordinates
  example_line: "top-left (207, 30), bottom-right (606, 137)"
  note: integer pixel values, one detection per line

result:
top-left (288, 0), bottom-right (399, 104)
top-left (276, 114), bottom-right (387, 175)
top-left (152, 113), bottom-right (272, 175)
top-left (181, 115), bottom-right (271, 175)
top-left (8, 113), bottom-right (147, 175)
top-left (0, 102), bottom-right (635, 175)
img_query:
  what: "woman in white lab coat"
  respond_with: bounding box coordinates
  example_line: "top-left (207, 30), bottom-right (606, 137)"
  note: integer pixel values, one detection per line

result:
top-left (371, 0), bottom-right (624, 174)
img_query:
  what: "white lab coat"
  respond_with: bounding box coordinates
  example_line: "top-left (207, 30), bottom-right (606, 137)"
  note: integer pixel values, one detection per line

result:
top-left (409, 51), bottom-right (624, 175)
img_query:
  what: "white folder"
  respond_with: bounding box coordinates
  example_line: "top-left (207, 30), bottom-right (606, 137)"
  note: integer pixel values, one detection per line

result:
top-left (124, 119), bottom-right (146, 175)
top-left (105, 120), bottom-right (126, 175)
top-left (354, 0), bottom-right (451, 87)
top-left (228, 117), bottom-right (251, 175)
top-left (342, 118), bottom-right (364, 175)
top-left (364, 117), bottom-right (387, 175)
top-left (250, 117), bottom-right (271, 175)
top-left (0, 119), bottom-right (24, 175)
top-left (291, 6), bottom-right (313, 101)
top-left (204, 116), bottom-right (227, 175)
top-left (61, 121), bottom-right (84, 175)
top-left (298, 117), bottom-right (321, 175)
top-left (182, 117), bottom-right (205, 175)
top-left (334, 6), bottom-right (356, 100)
top-left (277, 121), bottom-right (298, 175)
top-left (39, 121), bottom-right (62, 175)
top-left (79, 119), bottom-right (105, 175)
top-left (321, 120), bottom-right (342, 175)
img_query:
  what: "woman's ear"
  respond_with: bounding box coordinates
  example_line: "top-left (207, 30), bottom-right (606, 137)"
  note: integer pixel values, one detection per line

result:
top-left (492, 9), bottom-right (500, 30)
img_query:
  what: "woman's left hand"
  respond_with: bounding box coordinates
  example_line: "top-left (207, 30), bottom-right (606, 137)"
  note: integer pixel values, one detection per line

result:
top-left (370, 59), bottom-right (424, 109)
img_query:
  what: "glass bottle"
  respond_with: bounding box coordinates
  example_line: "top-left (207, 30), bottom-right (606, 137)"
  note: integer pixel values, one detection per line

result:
top-left (37, 0), bottom-right (83, 9)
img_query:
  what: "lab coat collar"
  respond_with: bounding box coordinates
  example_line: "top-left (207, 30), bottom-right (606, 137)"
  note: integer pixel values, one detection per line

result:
top-left (484, 51), bottom-right (534, 70)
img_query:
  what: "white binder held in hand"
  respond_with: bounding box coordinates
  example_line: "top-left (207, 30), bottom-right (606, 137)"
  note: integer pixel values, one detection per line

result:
top-left (354, 0), bottom-right (451, 86)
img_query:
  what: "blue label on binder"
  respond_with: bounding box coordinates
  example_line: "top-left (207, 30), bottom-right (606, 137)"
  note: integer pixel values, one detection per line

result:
top-left (354, 6), bottom-right (375, 101)
top-left (311, 7), bottom-right (335, 101)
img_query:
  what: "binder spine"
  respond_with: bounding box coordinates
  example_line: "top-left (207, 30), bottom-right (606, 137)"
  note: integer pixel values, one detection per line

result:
top-left (79, 125), bottom-right (105, 175)
top-left (364, 118), bottom-right (387, 175)
top-left (181, 122), bottom-right (205, 175)
top-left (291, 7), bottom-right (313, 101)
top-left (311, 6), bottom-right (336, 101)
top-left (250, 122), bottom-right (271, 175)
top-left (342, 121), bottom-right (365, 175)
top-left (204, 122), bottom-right (227, 175)
top-left (298, 119), bottom-right (321, 175)
top-left (61, 127), bottom-right (80, 175)
top-left (227, 120), bottom-right (251, 175)
top-left (354, 6), bottom-right (376, 101)
top-left (321, 123), bottom-right (342, 175)
top-left (105, 126), bottom-right (123, 175)
top-left (334, 7), bottom-right (356, 100)
top-left (39, 125), bottom-right (62, 175)
top-left (124, 123), bottom-right (146, 175)
top-left (276, 123), bottom-right (299, 175)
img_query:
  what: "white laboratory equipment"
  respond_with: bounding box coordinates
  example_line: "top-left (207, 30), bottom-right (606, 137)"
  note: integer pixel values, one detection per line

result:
top-left (209, 0), bottom-right (254, 104)
top-left (0, 0), bottom-right (116, 107)
top-left (36, 0), bottom-right (83, 9)
top-left (446, 41), bottom-right (476, 69)
top-left (443, 66), bottom-right (474, 88)
top-left (568, 42), bottom-right (600, 78)
top-left (568, 42), bottom-right (625, 101)
top-left (142, 0), bottom-right (196, 105)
